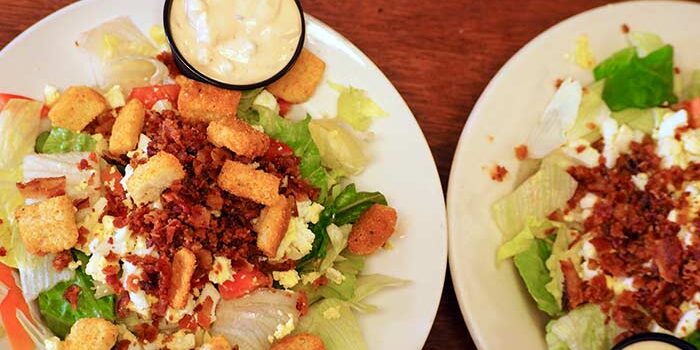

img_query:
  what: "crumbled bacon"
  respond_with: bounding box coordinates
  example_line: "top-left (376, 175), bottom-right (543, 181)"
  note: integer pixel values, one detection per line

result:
top-left (514, 145), bottom-right (528, 161)
top-left (52, 251), bottom-right (73, 271)
top-left (561, 260), bottom-right (584, 309)
top-left (116, 291), bottom-right (131, 319)
top-left (16, 177), bottom-right (66, 200)
top-left (296, 291), bottom-right (309, 316)
top-left (114, 340), bottom-right (131, 350)
top-left (63, 285), bottom-right (81, 310)
top-left (0, 248), bottom-right (6, 257)
top-left (133, 323), bottom-right (158, 343)
top-left (156, 52), bottom-right (181, 79)
top-left (195, 296), bottom-right (214, 329)
top-left (490, 165), bottom-right (508, 182)
top-left (178, 314), bottom-right (197, 332)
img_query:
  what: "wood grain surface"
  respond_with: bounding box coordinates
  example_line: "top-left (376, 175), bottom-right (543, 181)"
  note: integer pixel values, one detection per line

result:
top-left (0, 1), bottom-right (627, 348)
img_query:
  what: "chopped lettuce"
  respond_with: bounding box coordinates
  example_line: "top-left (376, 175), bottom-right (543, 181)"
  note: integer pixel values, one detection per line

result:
top-left (611, 107), bottom-right (668, 134)
top-left (311, 254), bottom-right (365, 302)
top-left (0, 99), bottom-right (43, 169)
top-left (0, 168), bottom-right (23, 267)
top-left (329, 83), bottom-right (387, 132)
top-left (38, 251), bottom-right (115, 339)
top-left (685, 330), bottom-right (700, 348)
top-left (514, 238), bottom-right (560, 317)
top-left (244, 106), bottom-right (330, 200)
top-left (545, 229), bottom-right (581, 309)
top-left (566, 81), bottom-right (605, 142)
top-left (682, 70), bottom-right (700, 101)
top-left (527, 79), bottom-right (583, 158)
top-left (22, 153), bottom-right (100, 201)
top-left (331, 184), bottom-right (387, 226)
top-left (595, 45), bottom-right (677, 111)
top-left (35, 128), bottom-right (96, 154)
top-left (237, 88), bottom-right (264, 118)
top-left (296, 298), bottom-right (367, 350)
top-left (545, 304), bottom-right (621, 350)
top-left (491, 163), bottom-right (578, 239)
top-left (309, 119), bottom-right (368, 176)
top-left (349, 274), bottom-right (409, 313)
top-left (627, 32), bottom-right (665, 58)
top-left (319, 224), bottom-right (352, 272)
top-left (497, 217), bottom-right (553, 262)
top-left (15, 231), bottom-right (74, 301)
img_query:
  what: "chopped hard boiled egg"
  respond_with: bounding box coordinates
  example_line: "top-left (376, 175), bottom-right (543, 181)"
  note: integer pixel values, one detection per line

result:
top-left (103, 85), bottom-right (126, 109)
top-left (208, 256), bottom-right (234, 284)
top-left (574, 35), bottom-right (596, 70)
top-left (274, 217), bottom-right (315, 261)
top-left (272, 270), bottom-right (300, 289)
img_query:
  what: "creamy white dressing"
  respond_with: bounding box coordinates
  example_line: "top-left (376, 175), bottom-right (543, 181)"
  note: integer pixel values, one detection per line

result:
top-left (170, 0), bottom-right (302, 85)
top-left (621, 341), bottom-right (683, 350)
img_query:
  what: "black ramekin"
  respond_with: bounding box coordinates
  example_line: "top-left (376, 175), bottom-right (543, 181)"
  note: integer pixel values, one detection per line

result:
top-left (162, 0), bottom-right (306, 91)
top-left (612, 332), bottom-right (696, 350)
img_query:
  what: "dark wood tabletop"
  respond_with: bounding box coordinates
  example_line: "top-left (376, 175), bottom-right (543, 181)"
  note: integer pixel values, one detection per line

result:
top-left (1, 0), bottom-right (626, 348)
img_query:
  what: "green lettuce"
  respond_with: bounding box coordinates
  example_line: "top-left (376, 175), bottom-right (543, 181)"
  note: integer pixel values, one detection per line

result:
top-left (683, 70), bottom-right (700, 101)
top-left (611, 107), bottom-right (668, 134)
top-left (237, 88), bottom-right (264, 120)
top-left (330, 82), bottom-right (387, 132)
top-left (332, 184), bottom-right (387, 226)
top-left (545, 229), bottom-right (581, 309)
top-left (546, 304), bottom-right (621, 350)
top-left (243, 106), bottom-right (330, 199)
top-left (38, 251), bottom-right (115, 338)
top-left (595, 45), bottom-right (677, 111)
top-left (491, 163), bottom-right (578, 239)
top-left (308, 119), bottom-right (368, 176)
top-left (0, 99), bottom-right (43, 169)
top-left (348, 274), bottom-right (409, 313)
top-left (497, 217), bottom-right (553, 262)
top-left (514, 238), bottom-right (560, 317)
top-left (565, 81), bottom-right (605, 142)
top-left (311, 254), bottom-right (365, 302)
top-left (627, 32), bottom-right (665, 57)
top-left (36, 127), bottom-right (96, 154)
top-left (296, 298), bottom-right (367, 350)
top-left (685, 330), bottom-right (700, 348)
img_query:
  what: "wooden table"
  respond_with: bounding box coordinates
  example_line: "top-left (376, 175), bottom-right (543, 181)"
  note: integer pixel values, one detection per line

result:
top-left (1, 0), bottom-right (625, 348)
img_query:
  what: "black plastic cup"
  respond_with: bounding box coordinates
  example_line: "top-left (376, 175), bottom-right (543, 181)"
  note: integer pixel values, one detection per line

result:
top-left (612, 333), bottom-right (696, 350)
top-left (162, 0), bottom-right (306, 91)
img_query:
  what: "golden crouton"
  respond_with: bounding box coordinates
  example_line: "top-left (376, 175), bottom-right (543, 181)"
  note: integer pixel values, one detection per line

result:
top-left (169, 247), bottom-right (197, 309)
top-left (15, 195), bottom-right (78, 255)
top-left (267, 49), bottom-right (326, 103)
top-left (199, 336), bottom-right (233, 350)
top-left (48, 86), bottom-right (109, 132)
top-left (254, 196), bottom-right (292, 257)
top-left (109, 99), bottom-right (146, 156)
top-left (126, 151), bottom-right (185, 205)
top-left (176, 75), bottom-right (242, 123)
top-left (63, 318), bottom-right (119, 350)
top-left (347, 204), bottom-right (397, 256)
top-left (207, 118), bottom-right (270, 158)
top-left (271, 334), bottom-right (326, 350)
top-left (217, 160), bottom-right (280, 205)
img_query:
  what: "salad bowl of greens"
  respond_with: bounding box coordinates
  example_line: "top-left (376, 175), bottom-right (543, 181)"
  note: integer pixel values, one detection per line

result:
top-left (448, 1), bottom-right (700, 349)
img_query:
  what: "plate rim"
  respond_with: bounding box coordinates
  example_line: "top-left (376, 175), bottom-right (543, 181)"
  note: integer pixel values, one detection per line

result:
top-left (0, 1), bottom-right (448, 349)
top-left (446, 0), bottom-right (699, 349)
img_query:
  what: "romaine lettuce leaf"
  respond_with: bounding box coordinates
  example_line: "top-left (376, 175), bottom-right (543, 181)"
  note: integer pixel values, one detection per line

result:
top-left (296, 298), bottom-right (367, 350)
top-left (246, 106), bottom-right (330, 200)
top-left (38, 251), bottom-right (115, 339)
top-left (546, 304), bottom-right (621, 350)
top-left (497, 217), bottom-right (553, 262)
top-left (329, 83), bottom-right (387, 132)
top-left (596, 45), bottom-right (677, 112)
top-left (332, 184), bottom-right (387, 226)
top-left (685, 330), bottom-right (700, 348)
top-left (491, 163), bottom-right (578, 239)
top-left (0, 99), bottom-right (43, 170)
top-left (36, 128), bottom-right (96, 154)
top-left (309, 119), bottom-right (368, 176)
top-left (514, 238), bottom-right (560, 317)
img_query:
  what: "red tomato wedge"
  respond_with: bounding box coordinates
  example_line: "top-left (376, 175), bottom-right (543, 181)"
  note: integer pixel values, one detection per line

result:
top-left (263, 140), bottom-right (295, 161)
top-left (128, 84), bottom-right (180, 109)
top-left (0, 93), bottom-right (49, 117)
top-left (219, 268), bottom-right (271, 300)
top-left (276, 97), bottom-right (292, 117)
top-left (0, 263), bottom-right (33, 350)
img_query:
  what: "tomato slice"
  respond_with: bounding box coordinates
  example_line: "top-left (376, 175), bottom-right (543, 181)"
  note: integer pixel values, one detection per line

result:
top-left (0, 263), bottom-right (33, 350)
top-left (0, 93), bottom-right (49, 117)
top-left (276, 97), bottom-right (292, 117)
top-left (219, 268), bottom-right (270, 300)
top-left (128, 84), bottom-right (180, 109)
top-left (264, 140), bottom-right (295, 160)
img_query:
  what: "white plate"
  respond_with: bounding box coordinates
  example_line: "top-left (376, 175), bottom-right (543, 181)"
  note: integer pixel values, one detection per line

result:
top-left (447, 1), bottom-right (700, 349)
top-left (0, 1), bottom-right (447, 349)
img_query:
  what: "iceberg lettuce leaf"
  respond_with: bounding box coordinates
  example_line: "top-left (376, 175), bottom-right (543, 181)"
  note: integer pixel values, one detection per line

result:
top-left (628, 32), bottom-right (665, 58)
top-left (330, 83), bottom-right (387, 132)
top-left (296, 298), bottom-right (367, 350)
top-left (0, 99), bottom-right (43, 170)
top-left (546, 304), bottom-right (621, 350)
top-left (497, 217), bottom-right (553, 262)
top-left (527, 79), bottom-right (583, 158)
top-left (682, 70), bottom-right (700, 101)
top-left (309, 119), bottom-right (368, 176)
top-left (513, 238), bottom-right (561, 317)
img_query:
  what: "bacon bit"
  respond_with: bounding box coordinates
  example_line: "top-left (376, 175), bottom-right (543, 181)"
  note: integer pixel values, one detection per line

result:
top-left (654, 237), bottom-right (683, 282)
top-left (296, 291), bottom-right (309, 316)
top-left (621, 24), bottom-right (630, 33)
top-left (195, 296), bottom-right (214, 329)
top-left (555, 78), bottom-right (564, 88)
top-left (312, 276), bottom-right (328, 289)
top-left (73, 198), bottom-right (90, 210)
top-left (63, 285), bottom-right (81, 310)
top-left (0, 219), bottom-right (3, 225)
top-left (514, 145), bottom-right (529, 161)
top-left (77, 159), bottom-right (90, 170)
top-left (178, 314), bottom-right (197, 332)
top-left (490, 165), bottom-right (508, 182)
top-left (52, 251), bottom-right (73, 271)
top-left (77, 226), bottom-right (89, 246)
top-left (133, 323), bottom-right (159, 343)
top-left (126, 275), bottom-right (141, 293)
top-left (116, 291), bottom-right (131, 319)
top-left (16, 177), bottom-right (66, 200)
top-left (156, 51), bottom-right (181, 79)
top-left (561, 259), bottom-right (584, 309)
top-left (674, 67), bottom-right (681, 74)
top-left (486, 135), bottom-right (494, 143)
top-left (585, 274), bottom-right (613, 303)
top-left (277, 98), bottom-right (292, 116)
top-left (114, 340), bottom-right (131, 350)
top-left (0, 248), bottom-right (6, 257)
top-left (106, 273), bottom-right (123, 294)
top-left (88, 152), bottom-right (98, 162)
top-left (575, 145), bottom-right (587, 154)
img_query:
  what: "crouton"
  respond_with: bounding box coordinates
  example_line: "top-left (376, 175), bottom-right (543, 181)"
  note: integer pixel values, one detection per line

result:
top-left (207, 117), bottom-right (270, 158)
top-left (63, 318), bottom-right (118, 350)
top-left (217, 160), bottom-right (280, 205)
top-left (267, 49), bottom-right (326, 103)
top-left (271, 334), bottom-right (326, 350)
top-left (169, 247), bottom-right (197, 309)
top-left (199, 336), bottom-right (233, 350)
top-left (126, 151), bottom-right (185, 205)
top-left (176, 75), bottom-right (242, 123)
top-left (254, 196), bottom-right (292, 257)
top-left (347, 204), bottom-right (397, 256)
top-left (109, 99), bottom-right (146, 156)
top-left (15, 195), bottom-right (78, 255)
top-left (48, 86), bottom-right (109, 132)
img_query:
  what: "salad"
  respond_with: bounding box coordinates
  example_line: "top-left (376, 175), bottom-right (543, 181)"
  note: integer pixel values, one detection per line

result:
top-left (494, 29), bottom-right (700, 349)
top-left (0, 17), bottom-right (404, 350)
